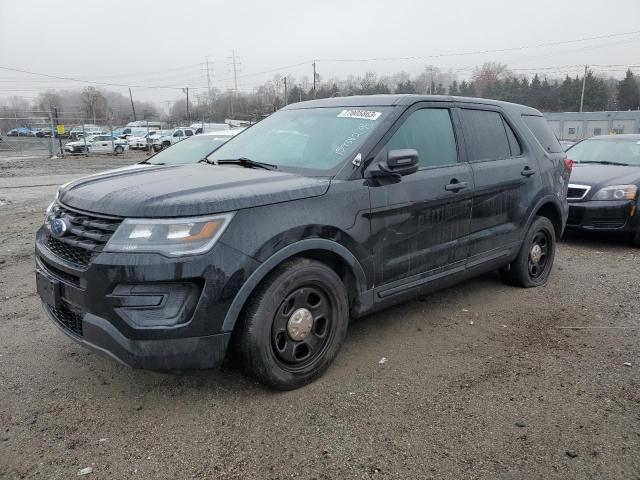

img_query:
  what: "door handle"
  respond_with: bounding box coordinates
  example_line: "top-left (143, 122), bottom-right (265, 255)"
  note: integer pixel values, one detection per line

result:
top-left (521, 166), bottom-right (536, 177)
top-left (445, 180), bottom-right (468, 192)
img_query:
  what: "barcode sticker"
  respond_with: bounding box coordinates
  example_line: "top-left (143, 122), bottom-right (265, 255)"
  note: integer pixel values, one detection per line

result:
top-left (337, 110), bottom-right (382, 121)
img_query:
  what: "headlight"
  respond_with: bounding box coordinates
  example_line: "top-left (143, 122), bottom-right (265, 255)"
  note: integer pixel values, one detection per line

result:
top-left (591, 185), bottom-right (638, 201)
top-left (104, 213), bottom-right (234, 256)
top-left (44, 190), bottom-right (60, 221)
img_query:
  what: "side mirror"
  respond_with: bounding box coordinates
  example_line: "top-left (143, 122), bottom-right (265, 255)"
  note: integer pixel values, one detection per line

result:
top-left (367, 149), bottom-right (419, 178)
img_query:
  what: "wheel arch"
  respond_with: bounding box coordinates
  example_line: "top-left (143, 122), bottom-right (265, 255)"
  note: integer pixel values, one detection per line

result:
top-left (532, 197), bottom-right (564, 238)
top-left (221, 239), bottom-right (367, 332)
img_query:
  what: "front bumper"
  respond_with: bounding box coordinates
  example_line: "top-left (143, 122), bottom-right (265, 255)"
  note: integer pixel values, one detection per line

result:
top-left (35, 226), bottom-right (259, 371)
top-left (566, 199), bottom-right (639, 232)
top-left (43, 301), bottom-right (231, 370)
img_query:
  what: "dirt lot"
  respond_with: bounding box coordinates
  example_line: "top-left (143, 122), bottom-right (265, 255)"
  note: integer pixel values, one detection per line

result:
top-left (0, 155), bottom-right (638, 479)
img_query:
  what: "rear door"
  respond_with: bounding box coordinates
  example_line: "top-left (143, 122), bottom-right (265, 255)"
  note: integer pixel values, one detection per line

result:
top-left (458, 106), bottom-right (539, 267)
top-left (368, 103), bottom-right (474, 298)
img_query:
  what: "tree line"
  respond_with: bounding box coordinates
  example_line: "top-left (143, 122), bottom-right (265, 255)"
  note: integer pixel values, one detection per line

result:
top-left (1, 63), bottom-right (638, 129)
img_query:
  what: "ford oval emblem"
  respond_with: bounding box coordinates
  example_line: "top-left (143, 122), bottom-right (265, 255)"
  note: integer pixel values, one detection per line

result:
top-left (50, 218), bottom-right (69, 237)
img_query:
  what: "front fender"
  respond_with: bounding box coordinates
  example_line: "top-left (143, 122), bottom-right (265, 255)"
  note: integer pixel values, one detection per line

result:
top-left (220, 238), bottom-right (367, 332)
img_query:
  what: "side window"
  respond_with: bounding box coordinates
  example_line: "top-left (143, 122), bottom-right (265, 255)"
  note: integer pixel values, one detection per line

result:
top-left (502, 119), bottom-right (522, 156)
top-left (522, 115), bottom-right (564, 153)
top-left (385, 108), bottom-right (458, 168)
top-left (460, 109), bottom-right (511, 161)
top-left (185, 130), bottom-right (194, 137)
top-left (174, 130), bottom-right (183, 137)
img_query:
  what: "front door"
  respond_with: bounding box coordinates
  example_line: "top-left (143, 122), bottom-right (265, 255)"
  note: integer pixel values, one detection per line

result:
top-left (367, 105), bottom-right (474, 299)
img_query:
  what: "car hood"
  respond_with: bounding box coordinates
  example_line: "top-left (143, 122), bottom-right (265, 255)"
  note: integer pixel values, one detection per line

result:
top-left (59, 164), bottom-right (330, 217)
top-left (570, 163), bottom-right (640, 188)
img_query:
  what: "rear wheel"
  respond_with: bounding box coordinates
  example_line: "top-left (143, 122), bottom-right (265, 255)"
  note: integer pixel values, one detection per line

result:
top-left (234, 258), bottom-right (349, 390)
top-left (501, 216), bottom-right (556, 287)
top-left (114, 145), bottom-right (124, 154)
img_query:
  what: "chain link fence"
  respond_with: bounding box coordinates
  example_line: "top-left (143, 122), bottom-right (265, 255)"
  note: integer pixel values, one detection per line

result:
top-left (0, 111), bottom-right (141, 158)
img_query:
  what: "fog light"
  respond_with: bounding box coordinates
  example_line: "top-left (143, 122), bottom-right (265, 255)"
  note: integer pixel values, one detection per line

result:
top-left (109, 282), bottom-right (201, 328)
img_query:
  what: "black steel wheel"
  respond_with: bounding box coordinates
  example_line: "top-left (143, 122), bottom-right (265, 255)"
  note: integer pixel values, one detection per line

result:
top-left (271, 285), bottom-right (334, 370)
top-left (234, 257), bottom-right (349, 390)
top-left (528, 230), bottom-right (550, 279)
top-left (501, 215), bottom-right (556, 287)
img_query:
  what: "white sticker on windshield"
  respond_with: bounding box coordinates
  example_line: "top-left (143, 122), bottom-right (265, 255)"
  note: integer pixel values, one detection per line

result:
top-left (337, 109), bottom-right (382, 121)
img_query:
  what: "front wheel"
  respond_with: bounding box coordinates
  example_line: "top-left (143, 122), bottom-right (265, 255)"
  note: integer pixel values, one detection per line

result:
top-left (501, 216), bottom-right (556, 287)
top-left (234, 258), bottom-right (349, 390)
top-left (631, 228), bottom-right (640, 248)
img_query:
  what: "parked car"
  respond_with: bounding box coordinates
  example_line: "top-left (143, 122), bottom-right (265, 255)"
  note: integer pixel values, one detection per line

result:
top-left (7, 127), bottom-right (31, 136)
top-left (68, 125), bottom-right (105, 140)
top-left (559, 140), bottom-right (576, 151)
top-left (151, 127), bottom-right (195, 151)
top-left (35, 127), bottom-right (54, 138)
top-left (139, 129), bottom-right (244, 164)
top-left (64, 135), bottom-right (128, 154)
top-left (190, 122), bottom-right (229, 134)
top-left (36, 95), bottom-right (568, 389)
top-left (127, 130), bottom-right (158, 150)
top-left (565, 134), bottom-right (640, 246)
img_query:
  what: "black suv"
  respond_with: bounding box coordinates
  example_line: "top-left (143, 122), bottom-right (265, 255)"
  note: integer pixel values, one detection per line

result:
top-left (35, 95), bottom-right (569, 389)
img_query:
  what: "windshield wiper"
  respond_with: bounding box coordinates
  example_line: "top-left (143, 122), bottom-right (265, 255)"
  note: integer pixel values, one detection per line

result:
top-left (579, 160), bottom-right (630, 166)
top-left (139, 160), bottom-right (165, 165)
top-left (214, 157), bottom-right (277, 170)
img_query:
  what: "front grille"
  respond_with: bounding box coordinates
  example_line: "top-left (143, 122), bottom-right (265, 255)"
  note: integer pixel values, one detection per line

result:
top-left (46, 236), bottom-right (94, 268)
top-left (48, 300), bottom-right (84, 336)
top-left (44, 205), bottom-right (122, 268)
top-left (39, 256), bottom-right (81, 287)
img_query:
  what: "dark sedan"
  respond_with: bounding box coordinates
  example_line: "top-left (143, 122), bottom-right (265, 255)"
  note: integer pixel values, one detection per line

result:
top-left (566, 134), bottom-right (640, 246)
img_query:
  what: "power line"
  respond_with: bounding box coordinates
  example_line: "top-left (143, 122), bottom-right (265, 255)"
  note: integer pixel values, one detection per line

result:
top-left (0, 65), bottom-right (186, 90)
top-left (316, 30), bottom-right (640, 63)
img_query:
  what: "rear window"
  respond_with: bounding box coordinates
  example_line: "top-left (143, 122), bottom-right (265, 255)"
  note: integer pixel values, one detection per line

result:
top-left (522, 115), bottom-right (563, 153)
top-left (460, 109), bottom-right (511, 161)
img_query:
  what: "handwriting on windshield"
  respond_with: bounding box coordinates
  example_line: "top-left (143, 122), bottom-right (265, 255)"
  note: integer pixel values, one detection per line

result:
top-left (335, 123), bottom-right (373, 157)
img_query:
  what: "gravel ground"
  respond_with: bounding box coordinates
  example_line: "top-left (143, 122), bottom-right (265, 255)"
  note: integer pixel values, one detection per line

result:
top-left (0, 155), bottom-right (638, 479)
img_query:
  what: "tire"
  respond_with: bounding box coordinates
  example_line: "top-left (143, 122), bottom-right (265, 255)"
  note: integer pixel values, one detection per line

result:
top-left (234, 257), bottom-right (349, 390)
top-left (162, 141), bottom-right (171, 150)
top-left (114, 145), bottom-right (124, 154)
top-left (631, 228), bottom-right (640, 248)
top-left (500, 216), bottom-right (556, 288)
top-left (152, 145), bottom-right (161, 152)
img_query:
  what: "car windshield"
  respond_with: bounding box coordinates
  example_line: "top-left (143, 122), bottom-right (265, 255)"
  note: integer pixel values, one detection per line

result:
top-left (568, 138), bottom-right (640, 166)
top-left (146, 135), bottom-right (231, 165)
top-left (206, 107), bottom-right (392, 173)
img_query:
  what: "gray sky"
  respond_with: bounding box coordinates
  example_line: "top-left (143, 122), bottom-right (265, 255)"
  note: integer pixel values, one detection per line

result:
top-left (1, 0), bottom-right (639, 105)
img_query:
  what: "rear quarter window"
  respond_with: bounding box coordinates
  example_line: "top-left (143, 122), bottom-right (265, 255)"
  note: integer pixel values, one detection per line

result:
top-left (522, 115), bottom-right (563, 154)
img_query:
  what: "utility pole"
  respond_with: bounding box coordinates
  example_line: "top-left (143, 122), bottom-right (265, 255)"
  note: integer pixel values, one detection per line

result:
top-left (579, 65), bottom-right (588, 113)
top-left (425, 66), bottom-right (433, 95)
top-left (54, 107), bottom-right (63, 156)
top-left (205, 56), bottom-right (214, 120)
top-left (182, 87), bottom-right (190, 122)
top-left (227, 50), bottom-right (241, 118)
top-left (128, 88), bottom-right (137, 121)
top-left (312, 61), bottom-right (317, 98)
top-left (284, 76), bottom-right (288, 106)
